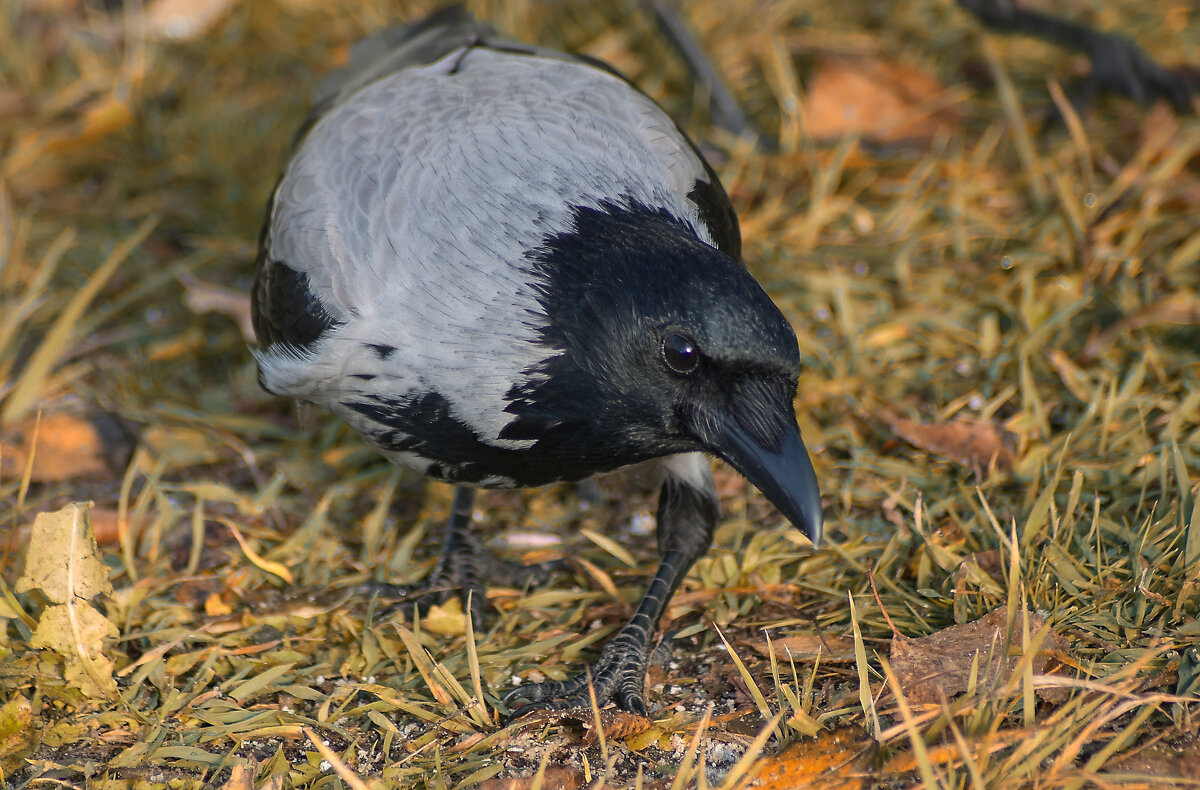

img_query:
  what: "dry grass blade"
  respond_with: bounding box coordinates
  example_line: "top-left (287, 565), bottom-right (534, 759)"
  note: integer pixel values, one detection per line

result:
top-left (2, 217), bottom-right (155, 426)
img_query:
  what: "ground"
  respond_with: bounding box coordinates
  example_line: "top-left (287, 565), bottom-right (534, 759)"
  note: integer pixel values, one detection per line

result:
top-left (0, 0), bottom-right (1198, 788)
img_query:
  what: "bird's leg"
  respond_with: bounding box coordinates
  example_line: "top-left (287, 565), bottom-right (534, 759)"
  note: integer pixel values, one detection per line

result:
top-left (419, 486), bottom-right (488, 628)
top-left (366, 486), bottom-right (557, 630)
top-left (958, 0), bottom-right (1197, 114)
top-left (504, 454), bottom-right (719, 717)
top-left (646, 0), bottom-right (770, 150)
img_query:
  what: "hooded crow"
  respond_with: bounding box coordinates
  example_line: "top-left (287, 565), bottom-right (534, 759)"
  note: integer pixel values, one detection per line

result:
top-left (251, 7), bottom-right (823, 716)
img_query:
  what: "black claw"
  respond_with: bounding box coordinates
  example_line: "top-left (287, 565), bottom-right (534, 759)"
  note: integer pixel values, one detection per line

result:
top-left (618, 688), bottom-right (648, 718)
top-left (366, 485), bottom-right (560, 628)
top-left (959, 0), bottom-right (1198, 118)
top-left (500, 628), bottom-right (654, 716)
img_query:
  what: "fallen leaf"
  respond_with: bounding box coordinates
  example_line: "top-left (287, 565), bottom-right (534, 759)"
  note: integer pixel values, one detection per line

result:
top-left (805, 56), bottom-right (961, 143)
top-left (43, 96), bottom-right (133, 156)
top-left (41, 719), bottom-right (88, 747)
top-left (422, 598), bottom-right (468, 637)
top-left (0, 412), bottom-right (112, 482)
top-left (751, 633), bottom-right (856, 663)
top-left (953, 550), bottom-right (1004, 612)
top-left (5, 96), bottom-right (133, 179)
top-left (0, 695), bottom-right (34, 775)
top-left (140, 425), bottom-right (226, 470)
top-left (889, 606), bottom-right (1063, 705)
top-left (17, 503), bottom-right (119, 698)
top-left (584, 708), bottom-right (653, 743)
top-left (745, 727), bottom-right (876, 789)
top-left (29, 602), bottom-right (119, 698)
top-left (16, 502), bottom-right (113, 603)
top-left (89, 507), bottom-right (137, 546)
top-left (204, 591), bottom-right (233, 616)
top-left (514, 706), bottom-right (652, 745)
top-left (892, 417), bottom-right (1015, 474)
top-left (477, 767), bottom-right (584, 790)
top-left (214, 762), bottom-right (256, 790)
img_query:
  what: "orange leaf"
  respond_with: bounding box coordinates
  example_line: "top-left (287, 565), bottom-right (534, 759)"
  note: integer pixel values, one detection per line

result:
top-left (889, 606), bottom-right (1065, 705)
top-left (745, 727), bottom-right (876, 790)
top-left (892, 417), bottom-right (1015, 474)
top-left (0, 412), bottom-right (112, 483)
top-left (805, 56), bottom-right (960, 143)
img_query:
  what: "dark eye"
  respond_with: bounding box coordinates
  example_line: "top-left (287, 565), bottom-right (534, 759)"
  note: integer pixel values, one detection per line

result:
top-left (662, 332), bottom-right (699, 374)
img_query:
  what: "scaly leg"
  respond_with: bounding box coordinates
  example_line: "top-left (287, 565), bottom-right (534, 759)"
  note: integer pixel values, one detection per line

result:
top-left (366, 486), bottom-right (557, 629)
top-left (504, 454), bottom-right (719, 717)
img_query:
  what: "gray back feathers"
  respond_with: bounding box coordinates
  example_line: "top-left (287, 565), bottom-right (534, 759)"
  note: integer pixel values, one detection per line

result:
top-left (256, 19), bottom-right (720, 469)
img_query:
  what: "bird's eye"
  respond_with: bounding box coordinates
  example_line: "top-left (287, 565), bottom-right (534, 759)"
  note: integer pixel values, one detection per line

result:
top-left (662, 332), bottom-right (699, 374)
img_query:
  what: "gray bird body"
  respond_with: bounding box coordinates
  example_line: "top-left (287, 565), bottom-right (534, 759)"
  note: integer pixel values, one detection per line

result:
top-left (256, 34), bottom-right (723, 486)
top-left (252, 8), bottom-right (821, 716)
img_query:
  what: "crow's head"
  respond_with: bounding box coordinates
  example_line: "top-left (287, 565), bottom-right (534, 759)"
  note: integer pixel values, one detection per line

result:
top-left (505, 199), bottom-right (823, 544)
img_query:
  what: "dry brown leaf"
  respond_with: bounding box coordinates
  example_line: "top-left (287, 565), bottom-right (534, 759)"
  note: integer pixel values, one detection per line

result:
top-left (805, 56), bottom-right (960, 143)
top-left (214, 762), bottom-right (256, 790)
top-left (892, 417), bottom-right (1015, 474)
top-left (89, 507), bottom-right (135, 546)
top-left (751, 633), bottom-right (856, 663)
top-left (744, 727), bottom-right (876, 790)
top-left (889, 606), bottom-right (1063, 705)
top-left (477, 767), bottom-right (584, 790)
top-left (515, 706), bottom-right (652, 745)
top-left (584, 708), bottom-right (653, 743)
top-left (0, 412), bottom-right (112, 482)
top-left (203, 591), bottom-right (233, 616)
top-left (5, 95), bottom-right (132, 181)
top-left (953, 550), bottom-right (1004, 610)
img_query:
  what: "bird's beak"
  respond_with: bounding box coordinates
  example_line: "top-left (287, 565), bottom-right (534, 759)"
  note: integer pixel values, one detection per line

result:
top-left (706, 412), bottom-right (823, 547)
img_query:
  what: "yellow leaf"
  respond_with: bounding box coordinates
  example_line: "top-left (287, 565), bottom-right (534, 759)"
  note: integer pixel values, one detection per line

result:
top-left (222, 519), bottom-right (293, 583)
top-left (0, 695), bottom-right (33, 773)
top-left (204, 592), bottom-right (233, 616)
top-left (29, 602), bottom-right (119, 698)
top-left (421, 598), bottom-right (467, 637)
top-left (16, 502), bottom-right (112, 604)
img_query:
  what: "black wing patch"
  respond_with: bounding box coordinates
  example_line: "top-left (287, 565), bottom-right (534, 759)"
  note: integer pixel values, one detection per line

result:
top-left (687, 174), bottom-right (741, 262)
top-left (251, 252), bottom-right (341, 351)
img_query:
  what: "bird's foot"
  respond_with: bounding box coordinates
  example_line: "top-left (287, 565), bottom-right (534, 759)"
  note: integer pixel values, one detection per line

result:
top-left (503, 626), bottom-right (655, 719)
top-left (361, 536), bottom-right (561, 630)
top-left (1084, 32), bottom-right (1196, 112)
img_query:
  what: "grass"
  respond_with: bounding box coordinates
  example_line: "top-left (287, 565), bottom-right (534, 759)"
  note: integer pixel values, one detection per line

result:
top-left (1, 0), bottom-right (1197, 787)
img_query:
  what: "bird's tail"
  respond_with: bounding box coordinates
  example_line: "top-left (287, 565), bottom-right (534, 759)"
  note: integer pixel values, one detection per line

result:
top-left (312, 5), bottom-right (492, 111)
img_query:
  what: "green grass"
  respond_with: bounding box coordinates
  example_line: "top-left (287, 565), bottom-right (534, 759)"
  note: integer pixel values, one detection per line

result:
top-left (1, 0), bottom-right (1197, 787)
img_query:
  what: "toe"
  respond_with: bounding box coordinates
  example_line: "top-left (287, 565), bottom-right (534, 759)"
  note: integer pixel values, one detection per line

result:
top-left (617, 688), bottom-right (647, 717)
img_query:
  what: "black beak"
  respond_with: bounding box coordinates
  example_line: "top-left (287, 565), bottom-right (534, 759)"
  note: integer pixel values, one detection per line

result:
top-left (707, 414), bottom-right (823, 547)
